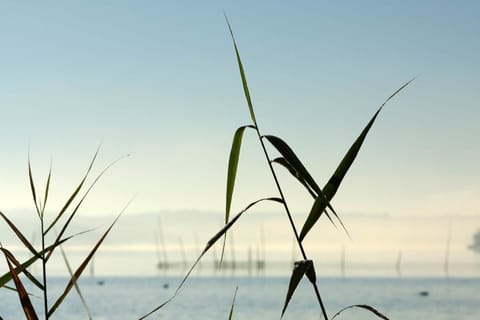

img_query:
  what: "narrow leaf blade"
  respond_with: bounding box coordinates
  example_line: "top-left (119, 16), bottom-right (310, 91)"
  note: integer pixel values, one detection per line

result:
top-left (266, 136), bottom-right (346, 234)
top-left (332, 304), bottom-right (390, 320)
top-left (0, 211), bottom-right (39, 257)
top-left (59, 245), bottom-right (93, 319)
top-left (299, 79), bottom-right (414, 241)
top-left (44, 148), bottom-right (100, 235)
top-left (281, 260), bottom-right (313, 317)
top-left (1, 248), bottom-right (43, 291)
top-left (1, 249), bottom-right (39, 320)
top-left (207, 197), bottom-right (282, 254)
top-left (228, 286), bottom-right (239, 320)
top-left (48, 208), bottom-right (125, 317)
top-left (225, 15), bottom-right (257, 126)
top-left (28, 158), bottom-right (41, 219)
top-left (226, 126), bottom-right (253, 224)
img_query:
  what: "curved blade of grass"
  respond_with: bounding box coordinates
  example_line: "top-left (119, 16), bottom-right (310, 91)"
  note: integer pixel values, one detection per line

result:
top-left (271, 157), bottom-right (338, 227)
top-left (48, 205), bottom-right (127, 317)
top-left (1, 248), bottom-right (43, 291)
top-left (281, 259), bottom-right (313, 317)
top-left (138, 197), bottom-right (282, 320)
top-left (332, 304), bottom-right (390, 320)
top-left (28, 158), bottom-right (41, 220)
top-left (299, 78), bottom-right (415, 241)
top-left (46, 154), bottom-right (128, 262)
top-left (0, 211), bottom-right (39, 258)
top-left (1, 248), bottom-right (39, 320)
top-left (44, 147), bottom-right (100, 235)
top-left (265, 135), bottom-right (348, 235)
top-left (225, 15), bottom-right (257, 126)
top-left (228, 286), bottom-right (239, 320)
top-left (40, 163), bottom-right (52, 218)
top-left (272, 157), bottom-right (316, 198)
top-left (226, 125), bottom-right (255, 224)
top-left (208, 197), bottom-right (282, 253)
top-left (59, 244), bottom-right (92, 320)
top-left (222, 125), bottom-right (255, 263)
top-left (0, 233), bottom-right (86, 288)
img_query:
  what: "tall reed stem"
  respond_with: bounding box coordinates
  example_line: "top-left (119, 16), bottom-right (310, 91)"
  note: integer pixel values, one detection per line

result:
top-left (253, 125), bottom-right (329, 320)
top-left (41, 217), bottom-right (48, 319)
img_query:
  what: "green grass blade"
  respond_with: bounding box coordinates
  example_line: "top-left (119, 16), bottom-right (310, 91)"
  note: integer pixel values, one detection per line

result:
top-left (59, 245), bottom-right (93, 320)
top-left (265, 136), bottom-right (347, 234)
top-left (44, 148), bottom-right (100, 235)
top-left (228, 286), bottom-right (239, 320)
top-left (0, 211), bottom-right (39, 258)
top-left (271, 157), bottom-right (317, 197)
top-left (0, 234), bottom-right (85, 288)
top-left (299, 79), bottom-right (415, 241)
top-left (1, 248), bottom-right (43, 291)
top-left (40, 163), bottom-right (52, 218)
top-left (1, 248), bottom-right (39, 320)
top-left (225, 15), bottom-right (257, 126)
top-left (264, 135), bottom-right (321, 195)
top-left (226, 125), bottom-right (255, 224)
top-left (28, 158), bottom-right (41, 219)
top-left (48, 203), bottom-right (127, 317)
top-left (332, 304), bottom-right (390, 320)
top-left (222, 125), bottom-right (255, 263)
top-left (281, 259), bottom-right (313, 317)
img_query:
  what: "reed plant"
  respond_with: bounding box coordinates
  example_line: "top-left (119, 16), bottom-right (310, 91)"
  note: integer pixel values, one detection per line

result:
top-left (0, 149), bottom-right (128, 319)
top-left (1, 18), bottom-right (412, 320)
top-left (140, 17), bottom-right (413, 320)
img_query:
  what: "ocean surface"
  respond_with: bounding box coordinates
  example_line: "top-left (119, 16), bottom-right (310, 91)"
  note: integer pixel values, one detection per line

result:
top-left (1, 276), bottom-right (479, 319)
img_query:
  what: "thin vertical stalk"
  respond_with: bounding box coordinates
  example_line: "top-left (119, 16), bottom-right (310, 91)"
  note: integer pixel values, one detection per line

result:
top-left (41, 218), bottom-right (48, 319)
top-left (253, 125), bottom-right (329, 320)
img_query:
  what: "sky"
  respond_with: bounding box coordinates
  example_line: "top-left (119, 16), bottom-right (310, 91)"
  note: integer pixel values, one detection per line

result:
top-left (0, 1), bottom-right (479, 276)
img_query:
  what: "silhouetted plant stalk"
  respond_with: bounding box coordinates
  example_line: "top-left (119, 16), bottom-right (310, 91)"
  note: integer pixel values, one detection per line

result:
top-left (222, 16), bottom-right (413, 319)
top-left (224, 17), bottom-right (330, 319)
top-left (143, 18), bottom-right (413, 320)
top-left (0, 150), bottom-right (128, 319)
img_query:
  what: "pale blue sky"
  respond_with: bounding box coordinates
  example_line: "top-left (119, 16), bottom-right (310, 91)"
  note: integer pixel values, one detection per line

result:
top-left (0, 1), bottom-right (479, 222)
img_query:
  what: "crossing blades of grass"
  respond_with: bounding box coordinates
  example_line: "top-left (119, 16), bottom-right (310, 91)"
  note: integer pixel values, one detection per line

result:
top-left (281, 260), bottom-right (314, 317)
top-left (48, 207), bottom-right (126, 317)
top-left (59, 244), bottom-right (93, 320)
top-left (264, 135), bottom-right (346, 232)
top-left (0, 247), bottom-right (43, 291)
top-left (44, 148), bottom-right (100, 235)
top-left (299, 78), bottom-right (415, 241)
top-left (1, 248), bottom-right (39, 320)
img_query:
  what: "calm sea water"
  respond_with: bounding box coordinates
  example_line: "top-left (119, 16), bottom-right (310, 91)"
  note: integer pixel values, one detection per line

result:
top-left (1, 276), bottom-right (479, 319)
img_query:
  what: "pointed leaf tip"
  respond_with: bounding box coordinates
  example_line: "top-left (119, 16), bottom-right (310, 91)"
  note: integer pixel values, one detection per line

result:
top-left (300, 79), bottom-right (413, 240)
top-left (282, 260), bottom-right (313, 317)
top-left (225, 17), bottom-right (257, 126)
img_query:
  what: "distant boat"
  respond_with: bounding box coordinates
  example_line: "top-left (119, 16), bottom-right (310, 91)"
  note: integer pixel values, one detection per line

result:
top-left (418, 291), bottom-right (429, 297)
